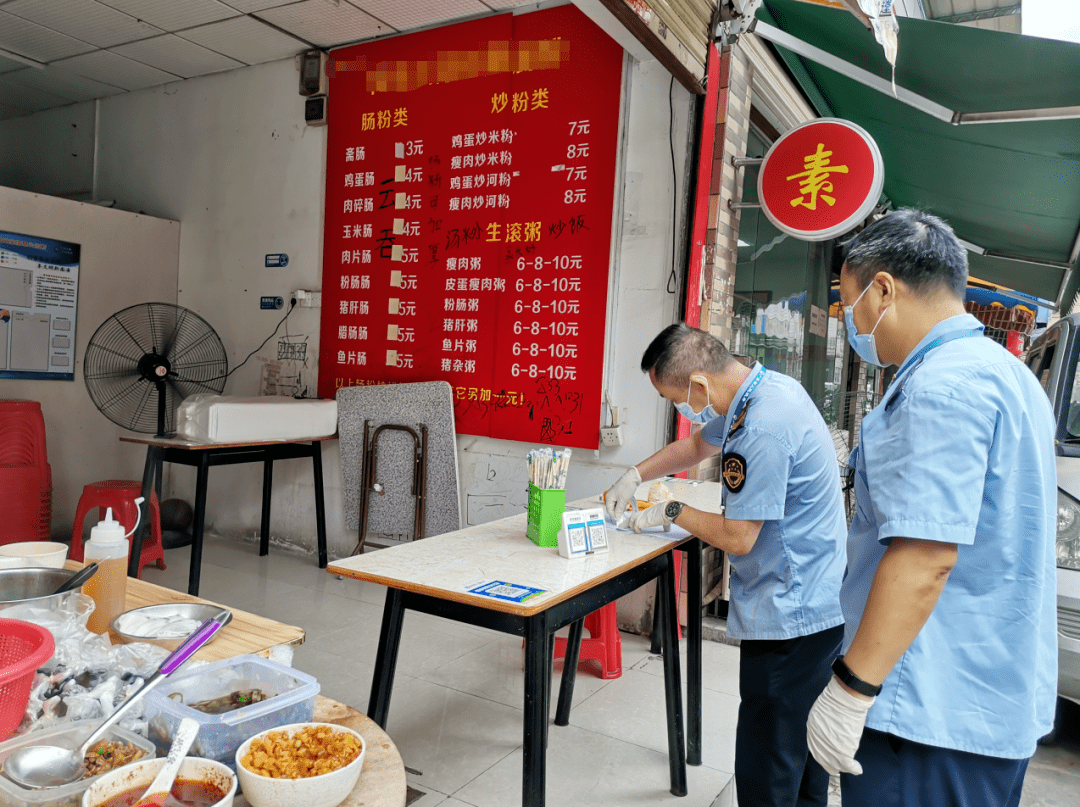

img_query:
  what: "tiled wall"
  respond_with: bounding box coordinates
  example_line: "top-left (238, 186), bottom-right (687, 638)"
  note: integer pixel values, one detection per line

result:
top-left (695, 44), bottom-right (754, 491)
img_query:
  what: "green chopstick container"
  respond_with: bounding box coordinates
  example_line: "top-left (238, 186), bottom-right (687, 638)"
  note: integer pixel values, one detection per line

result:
top-left (527, 483), bottom-right (566, 548)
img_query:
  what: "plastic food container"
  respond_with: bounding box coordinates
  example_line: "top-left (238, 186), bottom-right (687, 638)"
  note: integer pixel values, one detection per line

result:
top-left (0, 719), bottom-right (155, 807)
top-left (143, 655), bottom-right (319, 770)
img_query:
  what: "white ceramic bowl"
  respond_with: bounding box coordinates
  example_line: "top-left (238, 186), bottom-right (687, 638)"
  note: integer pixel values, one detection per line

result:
top-left (0, 541), bottom-right (68, 569)
top-left (83, 756), bottom-right (237, 807)
top-left (235, 722), bottom-right (365, 807)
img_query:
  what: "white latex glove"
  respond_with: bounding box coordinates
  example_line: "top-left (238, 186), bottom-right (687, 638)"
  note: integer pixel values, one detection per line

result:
top-left (604, 467), bottom-right (641, 524)
top-left (806, 676), bottom-right (874, 776)
top-left (629, 501), bottom-right (672, 533)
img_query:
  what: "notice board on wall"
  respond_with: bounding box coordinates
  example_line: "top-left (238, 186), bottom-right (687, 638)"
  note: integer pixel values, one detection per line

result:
top-left (0, 230), bottom-right (80, 381)
top-left (318, 5), bottom-right (624, 449)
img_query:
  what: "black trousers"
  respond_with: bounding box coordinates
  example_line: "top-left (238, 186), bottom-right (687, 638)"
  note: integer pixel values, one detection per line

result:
top-left (736, 624), bottom-right (844, 807)
top-left (841, 728), bottom-right (1029, 807)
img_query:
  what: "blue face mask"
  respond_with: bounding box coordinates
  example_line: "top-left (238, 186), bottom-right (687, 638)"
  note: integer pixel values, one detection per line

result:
top-left (675, 377), bottom-right (721, 424)
top-left (845, 282), bottom-right (889, 367)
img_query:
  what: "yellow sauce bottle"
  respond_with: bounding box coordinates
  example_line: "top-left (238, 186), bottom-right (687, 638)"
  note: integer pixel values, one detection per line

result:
top-left (82, 507), bottom-right (128, 634)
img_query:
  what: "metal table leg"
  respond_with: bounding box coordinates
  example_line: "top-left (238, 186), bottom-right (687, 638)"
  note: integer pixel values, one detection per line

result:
top-left (658, 554), bottom-right (688, 796)
top-left (130, 445), bottom-right (163, 579)
top-left (311, 442), bottom-right (328, 569)
top-left (554, 618), bottom-right (584, 726)
top-left (369, 588), bottom-right (405, 728)
top-left (188, 452), bottom-right (211, 596)
top-left (523, 613), bottom-right (548, 807)
top-left (651, 578), bottom-right (664, 655)
top-left (686, 540), bottom-right (703, 766)
top-left (260, 459), bottom-right (273, 557)
top-left (544, 632), bottom-right (554, 750)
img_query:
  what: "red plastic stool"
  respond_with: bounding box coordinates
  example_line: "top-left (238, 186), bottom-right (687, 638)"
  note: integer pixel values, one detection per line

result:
top-left (0, 400), bottom-right (48, 468)
top-left (70, 480), bottom-right (165, 578)
top-left (0, 465), bottom-right (46, 546)
top-left (0, 400), bottom-right (51, 540)
top-left (554, 601), bottom-right (623, 679)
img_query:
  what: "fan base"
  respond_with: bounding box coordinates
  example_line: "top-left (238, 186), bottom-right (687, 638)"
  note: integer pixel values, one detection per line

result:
top-left (161, 529), bottom-right (193, 550)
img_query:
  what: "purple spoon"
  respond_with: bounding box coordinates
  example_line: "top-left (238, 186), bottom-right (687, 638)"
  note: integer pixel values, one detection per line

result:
top-left (3, 610), bottom-right (230, 789)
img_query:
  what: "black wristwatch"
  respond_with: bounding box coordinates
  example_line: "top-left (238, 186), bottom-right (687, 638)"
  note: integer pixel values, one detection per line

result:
top-left (832, 656), bottom-right (883, 697)
top-left (664, 500), bottom-right (685, 523)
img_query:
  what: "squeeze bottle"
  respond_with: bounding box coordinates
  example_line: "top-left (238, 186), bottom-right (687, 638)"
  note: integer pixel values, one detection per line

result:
top-left (82, 507), bottom-right (128, 634)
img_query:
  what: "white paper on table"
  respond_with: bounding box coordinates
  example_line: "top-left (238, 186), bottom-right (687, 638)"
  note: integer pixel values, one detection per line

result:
top-left (602, 511), bottom-right (691, 543)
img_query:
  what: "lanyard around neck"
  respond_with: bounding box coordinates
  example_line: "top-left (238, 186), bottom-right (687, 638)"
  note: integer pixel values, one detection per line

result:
top-left (718, 365), bottom-right (765, 509)
top-left (723, 365), bottom-right (766, 452)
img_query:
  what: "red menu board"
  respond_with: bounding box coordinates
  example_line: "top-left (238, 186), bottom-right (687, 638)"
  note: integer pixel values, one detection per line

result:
top-left (318, 6), bottom-right (624, 449)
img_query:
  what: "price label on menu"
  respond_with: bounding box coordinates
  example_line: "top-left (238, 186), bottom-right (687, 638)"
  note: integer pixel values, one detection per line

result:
top-left (317, 5), bottom-right (623, 449)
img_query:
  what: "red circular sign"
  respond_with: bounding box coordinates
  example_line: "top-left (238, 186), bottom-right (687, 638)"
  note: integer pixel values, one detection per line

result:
top-left (757, 119), bottom-right (884, 241)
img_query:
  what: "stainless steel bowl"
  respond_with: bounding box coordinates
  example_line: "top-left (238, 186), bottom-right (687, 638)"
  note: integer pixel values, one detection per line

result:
top-left (110, 603), bottom-right (233, 651)
top-left (0, 567), bottom-right (81, 615)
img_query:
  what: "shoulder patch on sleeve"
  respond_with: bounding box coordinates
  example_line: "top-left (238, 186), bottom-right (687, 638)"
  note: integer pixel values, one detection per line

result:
top-left (722, 452), bottom-right (747, 493)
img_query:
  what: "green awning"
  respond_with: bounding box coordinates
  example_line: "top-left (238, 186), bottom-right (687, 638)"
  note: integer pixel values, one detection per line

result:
top-left (757, 0), bottom-right (1080, 308)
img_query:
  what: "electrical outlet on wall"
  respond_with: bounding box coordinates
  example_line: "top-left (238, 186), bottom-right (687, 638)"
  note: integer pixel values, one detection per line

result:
top-left (294, 290), bottom-right (322, 308)
top-left (600, 425), bottom-right (623, 447)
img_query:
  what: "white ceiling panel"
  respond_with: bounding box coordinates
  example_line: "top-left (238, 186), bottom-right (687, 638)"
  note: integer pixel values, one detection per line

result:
top-left (0, 55), bottom-right (26, 74)
top-left (111, 34), bottom-right (244, 78)
top-left (257, 0), bottom-right (391, 48)
top-left (3, 0), bottom-right (163, 50)
top-left (481, 0), bottom-right (535, 9)
top-left (349, 0), bottom-right (488, 31)
top-left (53, 49), bottom-right (179, 91)
top-left (95, 0), bottom-right (239, 32)
top-left (0, 11), bottom-right (97, 62)
top-left (6, 65), bottom-right (126, 102)
top-left (177, 16), bottom-right (309, 65)
top-left (220, 0), bottom-right (298, 11)
top-left (0, 75), bottom-right (73, 112)
top-left (0, 105), bottom-right (30, 121)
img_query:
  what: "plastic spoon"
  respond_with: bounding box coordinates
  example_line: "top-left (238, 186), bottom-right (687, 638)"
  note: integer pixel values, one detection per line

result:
top-left (49, 563), bottom-right (98, 595)
top-left (131, 718), bottom-right (200, 807)
top-left (2, 610), bottom-right (230, 789)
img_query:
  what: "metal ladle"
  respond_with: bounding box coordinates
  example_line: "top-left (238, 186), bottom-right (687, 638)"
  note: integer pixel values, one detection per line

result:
top-left (3, 609), bottom-right (230, 789)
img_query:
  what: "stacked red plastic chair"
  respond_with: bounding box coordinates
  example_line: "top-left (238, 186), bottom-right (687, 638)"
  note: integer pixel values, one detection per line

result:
top-left (70, 480), bottom-right (165, 578)
top-left (0, 400), bottom-right (52, 545)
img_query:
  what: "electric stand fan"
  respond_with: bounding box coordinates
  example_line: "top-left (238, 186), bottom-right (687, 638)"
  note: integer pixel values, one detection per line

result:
top-left (83, 303), bottom-right (228, 437)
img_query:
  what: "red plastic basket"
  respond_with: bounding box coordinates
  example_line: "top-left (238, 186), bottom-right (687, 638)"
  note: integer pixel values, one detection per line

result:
top-left (0, 618), bottom-right (55, 741)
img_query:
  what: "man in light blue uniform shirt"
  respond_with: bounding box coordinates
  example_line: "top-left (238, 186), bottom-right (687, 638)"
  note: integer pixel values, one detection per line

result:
top-left (605, 323), bottom-right (847, 807)
top-left (806, 209), bottom-right (1057, 807)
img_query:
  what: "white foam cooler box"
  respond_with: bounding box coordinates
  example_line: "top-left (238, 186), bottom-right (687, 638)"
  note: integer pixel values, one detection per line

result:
top-left (176, 394), bottom-right (337, 443)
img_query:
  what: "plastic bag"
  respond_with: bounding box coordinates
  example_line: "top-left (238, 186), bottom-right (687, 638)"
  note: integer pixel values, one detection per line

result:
top-left (16, 595), bottom-right (198, 739)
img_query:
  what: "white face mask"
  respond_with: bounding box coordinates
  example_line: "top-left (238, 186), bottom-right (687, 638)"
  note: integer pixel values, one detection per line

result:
top-left (675, 377), bottom-right (721, 424)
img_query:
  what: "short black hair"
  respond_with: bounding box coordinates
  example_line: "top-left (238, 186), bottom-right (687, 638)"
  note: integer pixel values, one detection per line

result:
top-left (641, 323), bottom-right (734, 387)
top-left (844, 208), bottom-right (968, 299)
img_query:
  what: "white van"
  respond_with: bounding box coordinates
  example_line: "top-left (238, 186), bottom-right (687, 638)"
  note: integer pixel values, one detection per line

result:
top-left (1025, 314), bottom-right (1080, 708)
